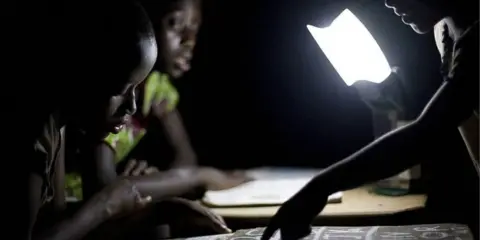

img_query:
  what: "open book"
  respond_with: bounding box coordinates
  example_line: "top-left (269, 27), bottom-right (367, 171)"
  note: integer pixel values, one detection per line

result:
top-left (171, 224), bottom-right (474, 240)
top-left (203, 167), bottom-right (342, 207)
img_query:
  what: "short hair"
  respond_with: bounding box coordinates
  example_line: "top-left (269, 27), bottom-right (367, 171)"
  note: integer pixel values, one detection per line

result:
top-left (138, 0), bottom-right (203, 20)
top-left (65, 1), bottom-right (154, 64)
top-left (55, 0), bottom-right (157, 93)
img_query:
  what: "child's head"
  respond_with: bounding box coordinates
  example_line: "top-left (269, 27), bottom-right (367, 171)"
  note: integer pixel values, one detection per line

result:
top-left (63, 1), bottom-right (157, 136)
top-left (384, 0), bottom-right (476, 34)
top-left (140, 0), bottom-right (202, 79)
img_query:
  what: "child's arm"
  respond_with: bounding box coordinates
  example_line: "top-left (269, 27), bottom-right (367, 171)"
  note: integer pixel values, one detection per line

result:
top-left (310, 74), bottom-right (476, 195)
top-left (37, 179), bottom-right (150, 240)
top-left (20, 152), bottom-right (110, 240)
top-left (263, 58), bottom-right (478, 240)
top-left (158, 109), bottom-right (197, 167)
top-left (123, 169), bottom-right (207, 201)
top-left (83, 142), bottom-right (206, 202)
top-left (81, 143), bottom-right (118, 199)
top-left (35, 195), bottom-right (109, 240)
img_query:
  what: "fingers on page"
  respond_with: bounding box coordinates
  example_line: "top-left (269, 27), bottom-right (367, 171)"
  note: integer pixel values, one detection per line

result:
top-left (137, 195), bottom-right (152, 207)
top-left (132, 160), bottom-right (148, 176)
top-left (122, 160), bottom-right (137, 176)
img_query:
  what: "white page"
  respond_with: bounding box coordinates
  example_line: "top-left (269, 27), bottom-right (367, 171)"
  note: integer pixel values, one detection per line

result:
top-left (203, 168), bottom-right (342, 207)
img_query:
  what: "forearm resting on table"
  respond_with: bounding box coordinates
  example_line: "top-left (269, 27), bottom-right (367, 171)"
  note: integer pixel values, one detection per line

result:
top-left (125, 169), bottom-right (205, 202)
top-left (36, 202), bottom-right (106, 240)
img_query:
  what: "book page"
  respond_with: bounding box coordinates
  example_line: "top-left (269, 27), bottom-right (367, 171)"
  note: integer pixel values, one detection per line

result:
top-left (203, 168), bottom-right (342, 207)
top-left (171, 224), bottom-right (474, 240)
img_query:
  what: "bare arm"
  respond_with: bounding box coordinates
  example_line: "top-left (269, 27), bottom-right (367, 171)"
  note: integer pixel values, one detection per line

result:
top-left (81, 143), bottom-right (118, 199)
top-left (84, 142), bottom-right (205, 203)
top-left (306, 23), bottom-right (479, 195)
top-left (125, 169), bottom-right (206, 201)
top-left (35, 198), bottom-right (108, 240)
top-left (158, 109), bottom-right (197, 167)
top-left (310, 76), bottom-right (476, 195)
top-left (21, 154), bottom-right (108, 240)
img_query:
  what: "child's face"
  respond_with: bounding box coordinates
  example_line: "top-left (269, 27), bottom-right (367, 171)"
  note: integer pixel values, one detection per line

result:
top-left (154, 0), bottom-right (202, 79)
top-left (80, 39), bottom-right (158, 136)
top-left (385, 0), bottom-right (445, 34)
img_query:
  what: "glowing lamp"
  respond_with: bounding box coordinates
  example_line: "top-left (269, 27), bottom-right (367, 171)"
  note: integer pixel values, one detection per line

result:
top-left (307, 9), bottom-right (391, 86)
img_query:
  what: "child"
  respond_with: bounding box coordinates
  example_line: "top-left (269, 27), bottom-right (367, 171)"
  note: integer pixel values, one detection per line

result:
top-left (117, 0), bottom-right (249, 187)
top-left (262, 0), bottom-right (479, 239)
top-left (67, 0), bottom-right (248, 237)
top-left (13, 1), bottom-right (158, 239)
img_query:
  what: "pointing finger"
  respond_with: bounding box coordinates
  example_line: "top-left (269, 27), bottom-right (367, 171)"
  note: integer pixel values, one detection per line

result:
top-left (261, 221), bottom-right (278, 240)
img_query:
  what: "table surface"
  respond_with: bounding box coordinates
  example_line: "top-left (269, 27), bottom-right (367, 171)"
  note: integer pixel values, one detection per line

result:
top-left (210, 185), bottom-right (427, 219)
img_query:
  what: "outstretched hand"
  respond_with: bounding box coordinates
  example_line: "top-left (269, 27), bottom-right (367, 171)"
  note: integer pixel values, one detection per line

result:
top-left (261, 186), bottom-right (329, 240)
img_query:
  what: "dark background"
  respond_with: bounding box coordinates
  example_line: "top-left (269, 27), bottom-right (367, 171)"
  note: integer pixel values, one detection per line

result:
top-left (175, 0), bottom-right (443, 169)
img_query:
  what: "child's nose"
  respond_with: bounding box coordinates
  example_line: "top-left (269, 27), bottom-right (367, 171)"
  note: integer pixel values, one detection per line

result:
top-left (182, 29), bottom-right (197, 49)
top-left (384, 0), bottom-right (395, 8)
top-left (126, 99), bottom-right (137, 115)
top-left (125, 91), bottom-right (137, 115)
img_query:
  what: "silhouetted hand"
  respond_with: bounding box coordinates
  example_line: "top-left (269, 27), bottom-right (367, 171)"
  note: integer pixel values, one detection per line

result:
top-left (262, 184), bottom-right (329, 240)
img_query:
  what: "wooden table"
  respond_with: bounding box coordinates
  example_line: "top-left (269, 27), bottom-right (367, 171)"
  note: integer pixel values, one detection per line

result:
top-left (210, 186), bottom-right (427, 228)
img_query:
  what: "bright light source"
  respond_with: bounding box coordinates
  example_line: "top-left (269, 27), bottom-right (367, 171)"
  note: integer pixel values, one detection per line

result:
top-left (307, 9), bottom-right (391, 86)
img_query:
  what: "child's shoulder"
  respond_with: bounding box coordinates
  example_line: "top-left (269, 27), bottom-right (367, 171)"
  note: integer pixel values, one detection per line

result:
top-left (34, 112), bottom-right (63, 155)
top-left (30, 112), bottom-right (64, 204)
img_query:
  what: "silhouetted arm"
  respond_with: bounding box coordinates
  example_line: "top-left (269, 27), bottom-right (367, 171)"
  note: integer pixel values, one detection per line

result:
top-left (309, 75), bottom-right (476, 195)
top-left (308, 22), bottom-right (480, 195)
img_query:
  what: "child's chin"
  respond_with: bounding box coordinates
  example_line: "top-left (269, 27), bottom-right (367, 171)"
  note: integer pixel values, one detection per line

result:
top-left (411, 23), bottom-right (433, 34)
top-left (112, 124), bottom-right (126, 133)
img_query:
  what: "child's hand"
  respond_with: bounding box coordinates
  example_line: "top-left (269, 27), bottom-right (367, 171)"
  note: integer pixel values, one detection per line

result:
top-left (163, 198), bottom-right (231, 237)
top-left (262, 185), bottom-right (329, 240)
top-left (89, 179), bottom-right (152, 219)
top-left (121, 159), bottom-right (159, 176)
top-left (198, 167), bottom-right (252, 191)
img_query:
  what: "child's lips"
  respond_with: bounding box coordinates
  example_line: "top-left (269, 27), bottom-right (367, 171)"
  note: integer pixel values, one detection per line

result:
top-left (175, 58), bottom-right (191, 72)
top-left (113, 124), bottom-right (124, 132)
top-left (110, 116), bottom-right (129, 133)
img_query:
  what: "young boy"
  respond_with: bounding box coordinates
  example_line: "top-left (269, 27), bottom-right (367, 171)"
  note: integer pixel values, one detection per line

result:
top-left (12, 1), bottom-right (158, 240)
top-left (116, 0), bottom-right (249, 189)
top-left (262, 0), bottom-right (479, 239)
top-left (67, 0), bottom-right (248, 237)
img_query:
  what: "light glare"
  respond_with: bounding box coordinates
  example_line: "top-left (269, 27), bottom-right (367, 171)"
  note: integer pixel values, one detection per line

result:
top-left (307, 9), bottom-right (391, 86)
